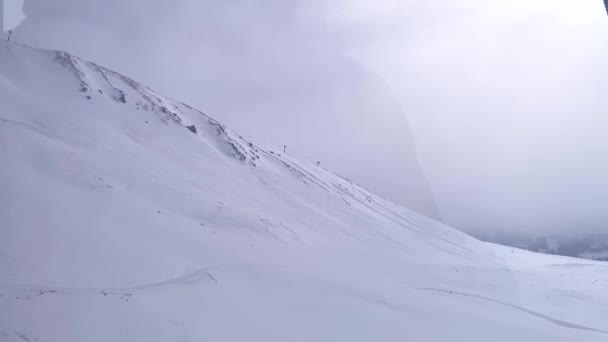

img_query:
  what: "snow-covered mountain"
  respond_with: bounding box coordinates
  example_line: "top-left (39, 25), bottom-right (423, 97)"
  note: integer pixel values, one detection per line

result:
top-left (1, 41), bottom-right (608, 341)
top-left (12, 0), bottom-right (443, 220)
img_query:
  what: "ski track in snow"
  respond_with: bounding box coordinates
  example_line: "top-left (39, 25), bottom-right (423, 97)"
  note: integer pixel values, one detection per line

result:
top-left (0, 264), bottom-right (250, 293)
top-left (404, 287), bottom-right (608, 334)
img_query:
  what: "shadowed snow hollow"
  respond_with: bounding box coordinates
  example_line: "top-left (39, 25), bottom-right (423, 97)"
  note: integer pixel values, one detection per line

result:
top-left (1, 42), bottom-right (607, 341)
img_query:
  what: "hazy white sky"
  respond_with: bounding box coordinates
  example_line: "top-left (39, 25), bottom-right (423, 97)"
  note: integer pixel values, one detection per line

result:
top-left (2, 0), bottom-right (24, 30)
top-left (349, 0), bottom-right (608, 235)
top-left (6, 0), bottom-right (608, 236)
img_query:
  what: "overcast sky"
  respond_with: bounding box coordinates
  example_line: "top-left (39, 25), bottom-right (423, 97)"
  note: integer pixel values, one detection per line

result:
top-left (5, 0), bottom-right (608, 236)
top-left (349, 0), bottom-right (608, 236)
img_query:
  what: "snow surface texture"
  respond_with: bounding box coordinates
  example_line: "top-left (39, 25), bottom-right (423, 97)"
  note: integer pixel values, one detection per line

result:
top-left (1, 41), bottom-right (607, 341)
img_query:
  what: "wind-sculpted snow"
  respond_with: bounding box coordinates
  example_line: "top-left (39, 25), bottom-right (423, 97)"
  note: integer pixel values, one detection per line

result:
top-left (53, 48), bottom-right (256, 164)
top-left (1, 41), bottom-right (607, 341)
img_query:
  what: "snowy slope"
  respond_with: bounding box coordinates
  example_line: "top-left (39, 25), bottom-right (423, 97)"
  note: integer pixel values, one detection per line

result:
top-left (1, 41), bottom-right (607, 341)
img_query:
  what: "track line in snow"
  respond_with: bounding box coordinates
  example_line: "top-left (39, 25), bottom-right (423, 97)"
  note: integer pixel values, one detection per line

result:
top-left (404, 287), bottom-right (608, 334)
top-left (0, 264), bottom-right (254, 293)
